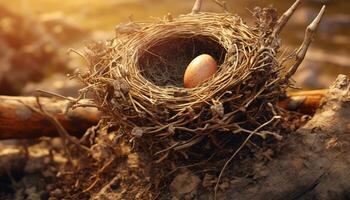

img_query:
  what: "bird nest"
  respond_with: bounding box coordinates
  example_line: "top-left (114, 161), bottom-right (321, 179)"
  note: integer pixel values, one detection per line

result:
top-left (79, 0), bottom-right (325, 162)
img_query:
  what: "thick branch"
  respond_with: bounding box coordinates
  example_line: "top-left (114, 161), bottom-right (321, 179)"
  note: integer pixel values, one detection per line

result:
top-left (278, 89), bottom-right (326, 114)
top-left (0, 96), bottom-right (100, 140)
top-left (0, 90), bottom-right (328, 140)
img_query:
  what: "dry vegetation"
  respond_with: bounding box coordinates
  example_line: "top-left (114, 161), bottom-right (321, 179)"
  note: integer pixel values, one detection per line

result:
top-left (48, 1), bottom-right (326, 199)
top-left (3, 0), bottom-right (350, 200)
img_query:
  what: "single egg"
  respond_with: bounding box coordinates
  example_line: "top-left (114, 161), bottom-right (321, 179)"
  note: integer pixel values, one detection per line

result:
top-left (183, 54), bottom-right (218, 88)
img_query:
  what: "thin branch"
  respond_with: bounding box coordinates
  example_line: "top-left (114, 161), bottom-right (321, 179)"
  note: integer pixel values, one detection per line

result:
top-left (285, 5), bottom-right (326, 79)
top-left (35, 96), bottom-right (91, 153)
top-left (214, 116), bottom-right (281, 199)
top-left (212, 0), bottom-right (228, 13)
top-left (272, 0), bottom-right (301, 37)
top-left (191, 0), bottom-right (203, 14)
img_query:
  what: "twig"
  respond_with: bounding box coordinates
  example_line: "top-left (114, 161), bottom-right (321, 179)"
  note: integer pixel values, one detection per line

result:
top-left (212, 0), bottom-right (228, 12)
top-left (83, 157), bottom-right (115, 192)
top-left (214, 116), bottom-right (281, 199)
top-left (272, 0), bottom-right (301, 38)
top-left (35, 96), bottom-right (91, 153)
top-left (285, 5), bottom-right (326, 79)
top-left (191, 0), bottom-right (203, 14)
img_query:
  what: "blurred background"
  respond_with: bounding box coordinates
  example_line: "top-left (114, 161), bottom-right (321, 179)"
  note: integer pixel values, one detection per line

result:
top-left (0, 0), bottom-right (349, 96)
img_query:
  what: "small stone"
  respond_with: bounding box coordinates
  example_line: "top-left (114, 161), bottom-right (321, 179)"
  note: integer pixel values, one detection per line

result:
top-left (44, 156), bottom-right (51, 164)
top-left (91, 143), bottom-right (112, 161)
top-left (50, 188), bottom-right (63, 198)
top-left (131, 127), bottom-right (144, 138)
top-left (42, 169), bottom-right (54, 177)
top-left (170, 170), bottom-right (201, 198)
top-left (46, 184), bottom-right (54, 191)
top-left (219, 181), bottom-right (230, 191)
top-left (211, 102), bottom-right (224, 117)
top-left (109, 178), bottom-right (120, 190)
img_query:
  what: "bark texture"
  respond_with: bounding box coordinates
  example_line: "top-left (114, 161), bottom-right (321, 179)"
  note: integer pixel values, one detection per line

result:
top-left (0, 96), bottom-right (100, 139)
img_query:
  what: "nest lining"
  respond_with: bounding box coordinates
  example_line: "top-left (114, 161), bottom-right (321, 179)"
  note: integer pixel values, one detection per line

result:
top-left (138, 34), bottom-right (226, 87)
top-left (82, 12), bottom-right (287, 158)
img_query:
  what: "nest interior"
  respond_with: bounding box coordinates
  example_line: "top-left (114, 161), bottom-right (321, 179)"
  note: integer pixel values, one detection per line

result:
top-left (138, 34), bottom-right (226, 87)
top-left (82, 11), bottom-right (288, 162)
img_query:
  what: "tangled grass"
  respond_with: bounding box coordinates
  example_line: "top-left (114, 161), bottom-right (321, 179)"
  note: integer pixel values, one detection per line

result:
top-left (63, 1), bottom-right (327, 198)
top-left (79, 8), bottom-right (291, 163)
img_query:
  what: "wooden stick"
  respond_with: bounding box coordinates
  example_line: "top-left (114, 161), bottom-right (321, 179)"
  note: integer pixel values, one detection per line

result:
top-left (285, 5), bottom-right (326, 79)
top-left (0, 90), bottom-right (327, 140)
top-left (272, 0), bottom-right (301, 38)
top-left (0, 96), bottom-right (101, 140)
top-left (191, 0), bottom-right (203, 14)
top-left (278, 89), bottom-right (327, 114)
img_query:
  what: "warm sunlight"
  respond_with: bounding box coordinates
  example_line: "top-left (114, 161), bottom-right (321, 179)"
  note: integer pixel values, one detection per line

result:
top-left (0, 0), bottom-right (349, 199)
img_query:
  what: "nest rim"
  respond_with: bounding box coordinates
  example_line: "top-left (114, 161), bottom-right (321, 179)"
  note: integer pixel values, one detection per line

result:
top-left (110, 13), bottom-right (275, 110)
top-left (83, 11), bottom-right (286, 155)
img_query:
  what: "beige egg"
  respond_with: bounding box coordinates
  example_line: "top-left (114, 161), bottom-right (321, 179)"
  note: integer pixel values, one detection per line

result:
top-left (183, 54), bottom-right (218, 88)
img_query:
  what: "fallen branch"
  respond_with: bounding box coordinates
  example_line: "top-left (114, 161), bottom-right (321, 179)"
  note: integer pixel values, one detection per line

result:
top-left (0, 96), bottom-right (101, 140)
top-left (0, 90), bottom-right (327, 140)
top-left (278, 89), bottom-right (326, 114)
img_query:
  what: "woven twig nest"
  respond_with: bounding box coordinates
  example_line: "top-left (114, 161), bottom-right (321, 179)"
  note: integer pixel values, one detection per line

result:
top-left (80, 1), bottom-right (325, 161)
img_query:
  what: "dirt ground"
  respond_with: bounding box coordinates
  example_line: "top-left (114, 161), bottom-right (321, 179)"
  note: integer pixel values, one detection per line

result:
top-left (2, 74), bottom-right (350, 200)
